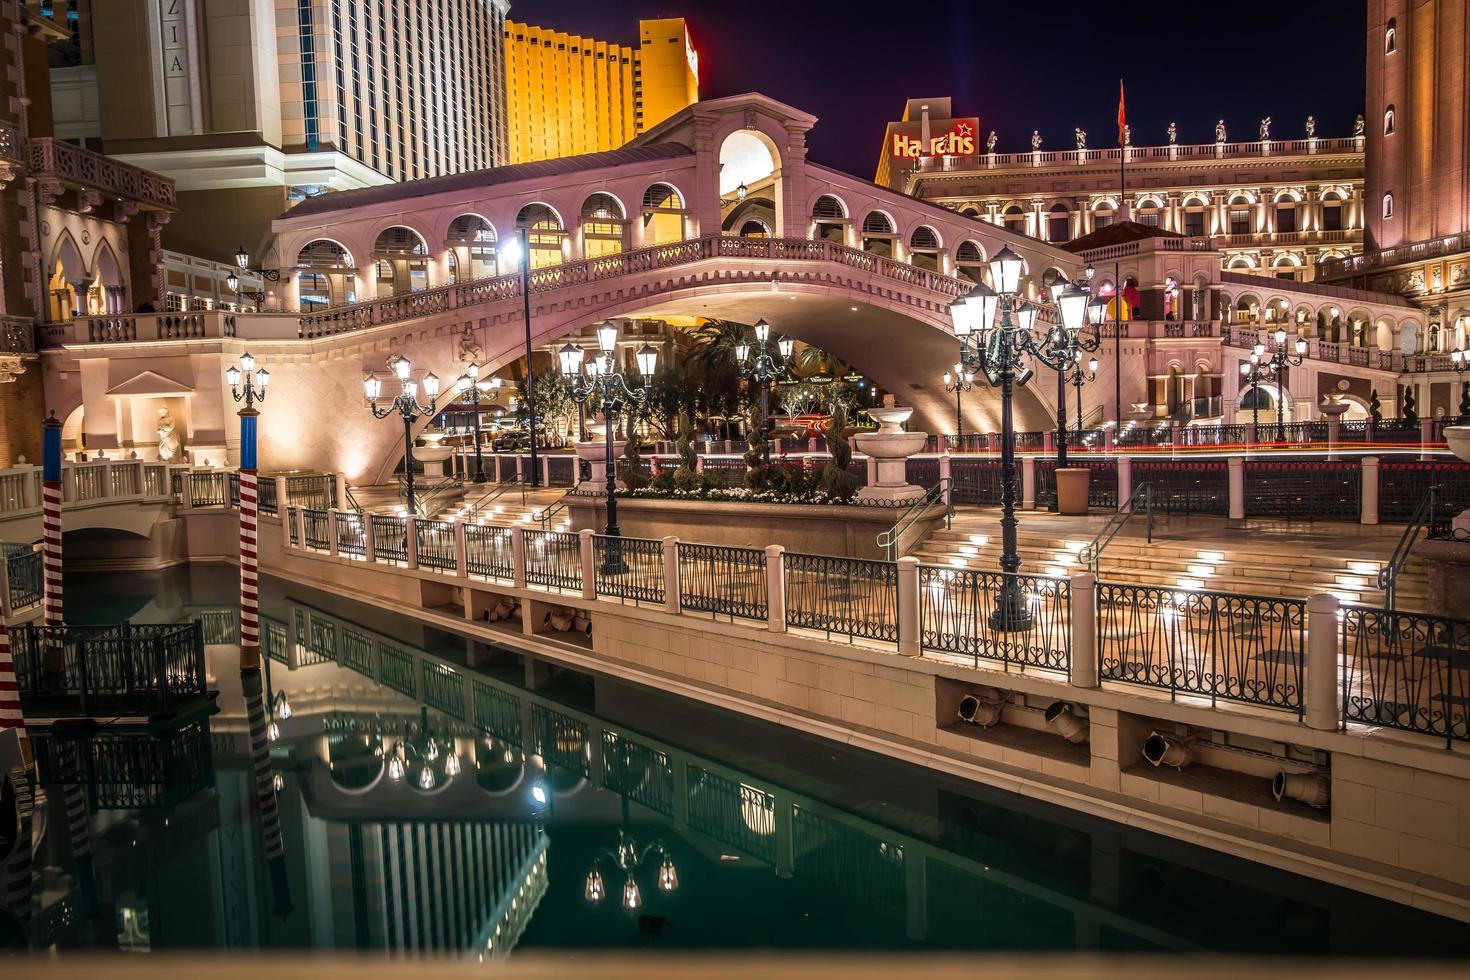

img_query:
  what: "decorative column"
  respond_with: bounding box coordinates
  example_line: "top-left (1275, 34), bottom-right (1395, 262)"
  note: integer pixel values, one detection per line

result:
top-left (0, 561), bottom-right (22, 740)
top-left (238, 406), bottom-right (261, 671)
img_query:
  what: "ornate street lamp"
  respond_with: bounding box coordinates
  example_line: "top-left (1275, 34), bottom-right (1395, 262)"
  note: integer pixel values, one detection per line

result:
top-left (942, 361), bottom-right (974, 443)
top-left (363, 356), bottom-right (441, 516)
top-left (1239, 349), bottom-right (1271, 437)
top-left (453, 362), bottom-right (502, 484)
top-left (230, 246), bottom-right (281, 313)
top-left (734, 318), bottom-right (794, 468)
top-left (1258, 328), bottom-right (1309, 441)
top-left (951, 244), bottom-right (1079, 630)
top-left (1041, 277), bottom-right (1100, 468)
top-left (558, 321), bottom-right (658, 573)
top-left (584, 795), bottom-right (678, 914)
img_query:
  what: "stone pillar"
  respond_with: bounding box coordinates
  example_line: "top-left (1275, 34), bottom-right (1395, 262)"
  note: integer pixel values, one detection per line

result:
top-left (1326, 417), bottom-right (1341, 460)
top-left (1360, 456), bottom-right (1379, 524)
top-left (454, 520), bottom-right (469, 578)
top-left (363, 511), bottom-right (377, 563)
top-left (1022, 456), bottom-right (1036, 509)
top-left (579, 528), bottom-right (596, 600)
top-left (663, 536), bottom-right (680, 616)
top-left (1068, 572), bottom-right (1097, 688)
top-left (1103, 429), bottom-right (1114, 452)
top-left (1227, 457), bottom-right (1245, 520)
top-left (1117, 456), bottom-right (1132, 510)
top-left (274, 475), bottom-right (288, 516)
top-left (511, 526), bottom-right (527, 588)
top-left (1421, 419), bottom-right (1435, 461)
top-left (1305, 594), bottom-right (1341, 732)
top-left (865, 455), bottom-right (877, 486)
top-left (404, 515), bottom-right (419, 569)
top-left (281, 505), bottom-right (294, 550)
top-left (293, 506), bottom-right (306, 549)
top-left (326, 508), bottom-right (340, 557)
top-left (896, 557), bottom-right (920, 657)
top-left (1171, 423), bottom-right (1183, 458)
top-left (1044, 430), bottom-right (1054, 454)
top-left (939, 455), bottom-right (952, 506)
top-left (335, 473), bottom-right (349, 511)
top-left (765, 545), bottom-right (786, 634)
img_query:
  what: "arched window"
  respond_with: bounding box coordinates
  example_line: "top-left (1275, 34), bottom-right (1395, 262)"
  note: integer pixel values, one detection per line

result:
top-left (1135, 198), bottom-right (1163, 227)
top-left (1385, 17), bottom-right (1396, 53)
top-left (1003, 205), bottom-right (1025, 234)
top-left (1048, 204), bottom-right (1071, 242)
top-left (445, 215), bottom-right (496, 282)
top-left (579, 193), bottom-right (625, 259)
top-left (1273, 193), bottom-right (1298, 235)
top-left (294, 238), bottom-right (355, 309)
top-left (955, 241), bottom-right (986, 283)
top-left (1091, 199), bottom-right (1116, 229)
top-left (515, 203), bottom-right (565, 269)
top-left (1384, 105), bottom-right (1395, 135)
top-left (641, 183), bottom-right (685, 245)
top-left (1321, 191), bottom-right (1344, 233)
top-left (861, 211), bottom-right (895, 257)
top-left (909, 225), bottom-right (940, 271)
top-left (811, 194), bottom-right (846, 243)
top-left (371, 226), bottom-right (429, 297)
top-left (1382, 192), bottom-right (1394, 220)
top-left (739, 219), bottom-right (770, 238)
top-left (1182, 196), bottom-right (1208, 237)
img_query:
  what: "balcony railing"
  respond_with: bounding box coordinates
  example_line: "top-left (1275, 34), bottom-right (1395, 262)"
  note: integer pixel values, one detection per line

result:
top-left (906, 136), bottom-right (1362, 175)
top-left (1319, 232), bottom-right (1470, 279)
top-left (28, 137), bottom-right (177, 210)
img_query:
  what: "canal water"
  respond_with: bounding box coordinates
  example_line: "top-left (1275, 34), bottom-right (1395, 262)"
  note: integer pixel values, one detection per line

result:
top-left (11, 563), bottom-right (1470, 956)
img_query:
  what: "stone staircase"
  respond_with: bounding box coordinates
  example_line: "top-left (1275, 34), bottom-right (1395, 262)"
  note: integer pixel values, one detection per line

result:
top-left (914, 512), bottom-right (1429, 611)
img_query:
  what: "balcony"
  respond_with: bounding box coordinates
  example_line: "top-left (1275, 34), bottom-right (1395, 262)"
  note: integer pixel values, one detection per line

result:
top-left (28, 137), bottom-right (176, 211)
top-left (906, 136), bottom-right (1364, 177)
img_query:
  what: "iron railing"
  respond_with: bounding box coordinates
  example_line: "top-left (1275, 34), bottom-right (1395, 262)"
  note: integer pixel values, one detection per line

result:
top-left (415, 518), bottom-right (458, 571)
top-left (335, 511), bottom-right (365, 557)
top-left (918, 566), bottom-right (1069, 672)
top-left (594, 535), bottom-right (665, 604)
top-left (4, 543), bottom-right (41, 609)
top-left (1379, 487), bottom-right (1437, 615)
top-left (302, 508), bottom-right (329, 551)
top-left (1244, 460), bottom-right (1360, 520)
top-left (188, 471), bottom-right (230, 506)
top-left (371, 514), bottom-right (409, 564)
top-left (11, 621), bottom-right (206, 716)
top-left (676, 543), bottom-right (769, 622)
top-left (950, 459), bottom-right (1002, 505)
top-left (1342, 607), bottom-right (1470, 746)
top-left (465, 524), bottom-right (514, 580)
top-left (28, 720), bottom-right (214, 811)
top-left (1380, 461), bottom-right (1470, 522)
top-left (523, 529), bottom-right (581, 591)
top-left (1132, 460), bottom-right (1228, 516)
top-left (601, 730), bottom-right (675, 816)
top-left (783, 553), bottom-right (898, 644)
top-left (1080, 483), bottom-right (1153, 576)
top-left (687, 765), bottom-right (778, 862)
top-left (1097, 584), bottom-right (1305, 714)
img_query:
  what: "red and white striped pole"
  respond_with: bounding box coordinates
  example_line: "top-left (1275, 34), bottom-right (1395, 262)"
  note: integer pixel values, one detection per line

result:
top-left (238, 406), bottom-right (260, 670)
top-left (40, 414), bottom-right (63, 680)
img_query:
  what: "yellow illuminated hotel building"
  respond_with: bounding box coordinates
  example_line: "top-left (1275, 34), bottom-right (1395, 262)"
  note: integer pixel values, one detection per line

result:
top-left (504, 17), bottom-right (699, 164)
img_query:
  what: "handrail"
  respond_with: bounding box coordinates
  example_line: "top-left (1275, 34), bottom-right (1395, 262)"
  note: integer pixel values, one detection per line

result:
top-left (343, 482), bottom-right (364, 516)
top-left (536, 481), bottom-right (585, 530)
top-left (397, 474), bottom-right (464, 518)
top-left (462, 477), bottom-right (528, 523)
top-left (1079, 482), bottom-right (1154, 576)
top-left (876, 478), bottom-right (952, 561)
top-left (1379, 485), bottom-right (1437, 615)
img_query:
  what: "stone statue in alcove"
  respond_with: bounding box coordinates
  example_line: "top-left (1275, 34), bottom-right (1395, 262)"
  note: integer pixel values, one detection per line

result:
top-left (157, 408), bottom-right (183, 462)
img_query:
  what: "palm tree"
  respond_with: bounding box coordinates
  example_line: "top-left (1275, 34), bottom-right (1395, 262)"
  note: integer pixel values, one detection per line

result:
top-left (793, 343), bottom-right (850, 380)
top-left (687, 318), bottom-right (753, 372)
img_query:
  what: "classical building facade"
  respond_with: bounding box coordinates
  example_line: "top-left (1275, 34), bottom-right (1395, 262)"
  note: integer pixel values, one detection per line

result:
top-left (882, 98), bottom-right (1367, 284)
top-left (503, 17), bottom-right (698, 165)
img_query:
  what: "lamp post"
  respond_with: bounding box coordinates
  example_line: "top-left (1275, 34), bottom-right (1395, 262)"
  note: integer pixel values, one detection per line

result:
top-left (231, 245), bottom-right (281, 312)
top-left (363, 356), bottom-right (441, 516)
top-left (942, 361), bottom-right (973, 445)
top-left (1041, 276), bottom-right (1099, 469)
top-left (950, 245), bottom-right (1075, 631)
top-left (1239, 349), bottom-right (1271, 437)
top-left (734, 318), bottom-right (793, 468)
top-left (226, 352), bottom-right (270, 671)
top-left (502, 229), bottom-right (539, 486)
top-left (558, 321), bottom-right (658, 573)
top-left (453, 362), bottom-right (501, 484)
top-left (1259, 328), bottom-right (1309, 441)
top-left (584, 797), bottom-right (678, 914)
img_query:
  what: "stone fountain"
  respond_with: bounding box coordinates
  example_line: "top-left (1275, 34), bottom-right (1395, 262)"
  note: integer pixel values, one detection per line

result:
top-left (415, 427), bottom-right (455, 478)
top-left (853, 406), bottom-right (927, 505)
top-left (575, 423), bottom-right (625, 495)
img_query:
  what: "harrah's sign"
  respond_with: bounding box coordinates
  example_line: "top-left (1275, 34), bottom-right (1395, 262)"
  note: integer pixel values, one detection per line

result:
top-left (889, 118), bottom-right (980, 158)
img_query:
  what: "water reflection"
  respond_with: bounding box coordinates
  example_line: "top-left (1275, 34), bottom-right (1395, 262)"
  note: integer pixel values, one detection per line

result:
top-left (13, 565), bottom-right (1470, 957)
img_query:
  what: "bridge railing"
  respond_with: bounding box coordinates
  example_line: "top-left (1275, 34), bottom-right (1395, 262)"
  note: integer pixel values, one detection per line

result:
top-left (280, 503), bottom-right (1470, 747)
top-left (11, 620), bottom-right (206, 717)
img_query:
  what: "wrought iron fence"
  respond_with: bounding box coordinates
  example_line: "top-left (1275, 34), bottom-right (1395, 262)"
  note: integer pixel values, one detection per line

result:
top-left (546, 455), bottom-right (578, 487)
top-left (257, 477), bottom-right (278, 515)
top-left (524, 529), bottom-right (581, 591)
top-left (951, 459), bottom-right (1002, 505)
top-left (918, 566), bottom-right (1069, 672)
top-left (422, 662), bottom-right (466, 720)
top-left (1342, 608), bottom-right (1470, 745)
top-left (335, 511), bottom-right (365, 557)
top-left (10, 622), bottom-right (206, 716)
top-left (465, 524), bottom-right (514, 580)
top-left (594, 535), bottom-right (665, 604)
top-left (30, 720), bottom-right (214, 811)
top-left (677, 543), bottom-right (768, 622)
top-left (379, 642), bottom-right (417, 696)
top-left (193, 607), bottom-right (238, 645)
top-left (416, 518), bottom-right (458, 571)
top-left (286, 507), bottom-right (301, 547)
top-left (189, 471), bottom-right (229, 506)
top-left (1380, 461), bottom-right (1470, 522)
top-left (601, 730), bottom-right (675, 816)
top-left (699, 457), bottom-right (744, 488)
top-left (302, 509), bottom-right (329, 551)
top-left (1244, 460), bottom-right (1360, 519)
top-left (906, 458), bottom-right (940, 489)
top-left (284, 474), bottom-right (336, 510)
top-left (1181, 424), bottom-right (1247, 447)
top-left (4, 544), bottom-right (41, 609)
top-left (686, 764), bottom-right (777, 862)
top-left (472, 679), bottom-right (522, 746)
top-left (783, 552), bottom-right (898, 644)
top-left (1097, 583), bottom-right (1304, 713)
top-left (371, 514), bottom-right (409, 564)
top-left (1036, 458), bottom-right (1119, 509)
top-left (532, 703), bottom-right (590, 778)
top-left (1132, 460), bottom-right (1229, 516)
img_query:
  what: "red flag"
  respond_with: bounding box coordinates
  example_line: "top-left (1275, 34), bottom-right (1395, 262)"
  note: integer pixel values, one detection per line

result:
top-left (1117, 80), bottom-right (1126, 146)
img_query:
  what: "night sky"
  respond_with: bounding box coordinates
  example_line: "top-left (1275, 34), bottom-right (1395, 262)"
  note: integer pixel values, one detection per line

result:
top-left (508, 0), bottom-right (1368, 176)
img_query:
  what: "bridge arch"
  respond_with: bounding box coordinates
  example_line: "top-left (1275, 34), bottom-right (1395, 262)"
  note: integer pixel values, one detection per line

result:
top-left (515, 202), bottom-right (568, 269)
top-left (444, 214), bottom-right (498, 282)
top-left (370, 225), bottom-right (430, 297)
top-left (715, 123), bottom-right (784, 235)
